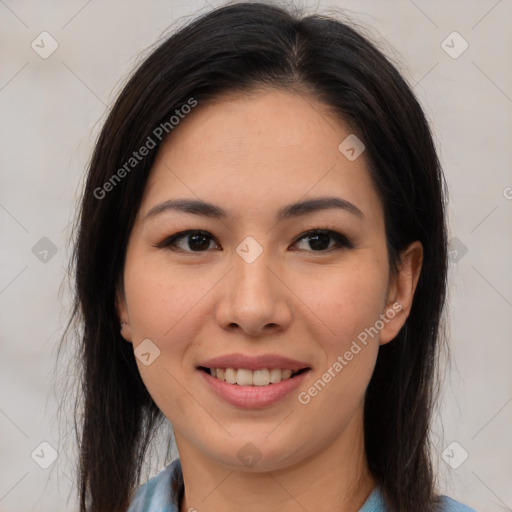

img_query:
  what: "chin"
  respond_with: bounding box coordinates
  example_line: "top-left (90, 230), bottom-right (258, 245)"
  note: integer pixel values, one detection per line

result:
top-left (201, 436), bottom-right (305, 473)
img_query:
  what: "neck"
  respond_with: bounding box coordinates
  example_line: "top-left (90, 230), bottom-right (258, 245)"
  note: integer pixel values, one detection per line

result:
top-left (176, 409), bottom-right (377, 512)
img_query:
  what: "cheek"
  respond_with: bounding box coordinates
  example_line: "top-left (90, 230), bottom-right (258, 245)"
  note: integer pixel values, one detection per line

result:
top-left (122, 251), bottom-right (225, 410)
top-left (124, 261), bottom-right (203, 419)
top-left (296, 255), bottom-right (388, 397)
top-left (293, 267), bottom-right (385, 433)
top-left (123, 255), bottom-right (214, 340)
top-left (305, 260), bottom-right (388, 345)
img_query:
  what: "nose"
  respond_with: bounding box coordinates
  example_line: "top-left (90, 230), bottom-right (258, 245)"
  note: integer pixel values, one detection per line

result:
top-left (215, 247), bottom-right (292, 337)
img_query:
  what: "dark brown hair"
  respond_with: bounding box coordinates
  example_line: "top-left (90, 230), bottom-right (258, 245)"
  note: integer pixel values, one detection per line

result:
top-left (60, 2), bottom-right (448, 511)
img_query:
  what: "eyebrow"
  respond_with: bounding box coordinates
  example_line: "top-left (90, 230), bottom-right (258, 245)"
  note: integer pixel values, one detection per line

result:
top-left (144, 196), bottom-right (364, 221)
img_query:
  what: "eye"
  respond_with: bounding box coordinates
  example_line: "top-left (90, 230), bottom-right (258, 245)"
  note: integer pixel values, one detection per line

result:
top-left (155, 230), bottom-right (220, 252)
top-left (155, 228), bottom-right (352, 253)
top-left (291, 229), bottom-right (353, 252)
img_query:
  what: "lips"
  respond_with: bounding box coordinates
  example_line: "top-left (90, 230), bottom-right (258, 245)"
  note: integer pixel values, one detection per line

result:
top-left (198, 366), bottom-right (311, 408)
top-left (196, 353), bottom-right (312, 407)
top-left (198, 353), bottom-right (311, 372)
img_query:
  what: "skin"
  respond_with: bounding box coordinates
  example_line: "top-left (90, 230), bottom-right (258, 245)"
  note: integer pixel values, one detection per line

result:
top-left (117, 88), bottom-right (423, 512)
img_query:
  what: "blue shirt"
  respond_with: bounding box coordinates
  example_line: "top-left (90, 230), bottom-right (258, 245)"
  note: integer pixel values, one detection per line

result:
top-left (127, 458), bottom-right (478, 512)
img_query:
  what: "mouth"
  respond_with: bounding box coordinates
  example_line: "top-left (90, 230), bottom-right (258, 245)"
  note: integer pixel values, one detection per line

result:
top-left (197, 366), bottom-right (310, 386)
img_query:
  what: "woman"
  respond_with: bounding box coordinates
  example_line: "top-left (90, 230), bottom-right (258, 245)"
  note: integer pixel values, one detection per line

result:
top-left (65, 2), bottom-right (478, 511)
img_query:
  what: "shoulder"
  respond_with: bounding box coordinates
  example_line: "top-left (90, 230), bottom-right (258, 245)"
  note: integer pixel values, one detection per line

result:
top-left (359, 486), bottom-right (478, 512)
top-left (438, 495), bottom-right (478, 512)
top-left (126, 459), bottom-right (181, 512)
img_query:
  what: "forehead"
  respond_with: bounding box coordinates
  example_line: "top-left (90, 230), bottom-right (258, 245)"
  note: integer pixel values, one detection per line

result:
top-left (140, 88), bottom-right (381, 221)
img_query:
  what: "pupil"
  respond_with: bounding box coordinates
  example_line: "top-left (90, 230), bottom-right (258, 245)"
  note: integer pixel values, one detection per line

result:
top-left (189, 234), bottom-right (209, 251)
top-left (309, 233), bottom-right (330, 251)
top-left (185, 233), bottom-right (332, 251)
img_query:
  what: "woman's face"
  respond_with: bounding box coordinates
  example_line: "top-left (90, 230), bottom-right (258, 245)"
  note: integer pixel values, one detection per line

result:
top-left (117, 88), bottom-right (421, 472)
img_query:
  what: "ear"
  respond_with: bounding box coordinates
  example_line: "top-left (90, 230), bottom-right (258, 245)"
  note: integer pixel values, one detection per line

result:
top-left (116, 285), bottom-right (133, 343)
top-left (379, 241), bottom-right (423, 345)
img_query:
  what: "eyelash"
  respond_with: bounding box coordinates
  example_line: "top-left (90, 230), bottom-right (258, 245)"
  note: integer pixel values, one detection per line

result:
top-left (154, 227), bottom-right (353, 253)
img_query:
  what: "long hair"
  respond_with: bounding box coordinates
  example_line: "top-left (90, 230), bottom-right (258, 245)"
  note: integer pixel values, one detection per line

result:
top-left (61, 2), bottom-right (448, 511)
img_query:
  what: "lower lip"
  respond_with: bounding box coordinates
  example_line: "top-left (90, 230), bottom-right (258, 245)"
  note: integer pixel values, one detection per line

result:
top-left (199, 369), bottom-right (310, 409)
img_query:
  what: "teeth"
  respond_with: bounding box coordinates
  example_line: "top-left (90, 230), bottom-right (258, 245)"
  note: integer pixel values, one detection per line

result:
top-left (236, 368), bottom-right (253, 386)
top-left (282, 369), bottom-right (292, 379)
top-left (269, 368), bottom-right (282, 384)
top-left (225, 367), bottom-right (237, 384)
top-left (253, 369), bottom-right (270, 386)
top-left (208, 367), bottom-right (300, 386)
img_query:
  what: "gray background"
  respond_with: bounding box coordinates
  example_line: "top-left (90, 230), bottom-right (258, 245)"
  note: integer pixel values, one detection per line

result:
top-left (1, 0), bottom-right (511, 511)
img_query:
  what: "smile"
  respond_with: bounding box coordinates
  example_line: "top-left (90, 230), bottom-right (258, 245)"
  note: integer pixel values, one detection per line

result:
top-left (199, 367), bottom-right (308, 386)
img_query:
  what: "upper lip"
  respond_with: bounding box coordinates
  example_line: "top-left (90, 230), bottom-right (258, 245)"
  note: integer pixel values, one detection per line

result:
top-left (198, 353), bottom-right (311, 371)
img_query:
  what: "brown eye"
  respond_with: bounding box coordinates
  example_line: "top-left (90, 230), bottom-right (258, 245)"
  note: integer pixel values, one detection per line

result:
top-left (156, 230), bottom-right (220, 252)
top-left (292, 229), bottom-right (353, 252)
top-left (155, 228), bottom-right (352, 254)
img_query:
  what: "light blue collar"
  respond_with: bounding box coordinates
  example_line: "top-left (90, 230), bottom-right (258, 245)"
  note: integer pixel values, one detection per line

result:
top-left (127, 457), bottom-right (475, 512)
top-left (127, 458), bottom-right (386, 511)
